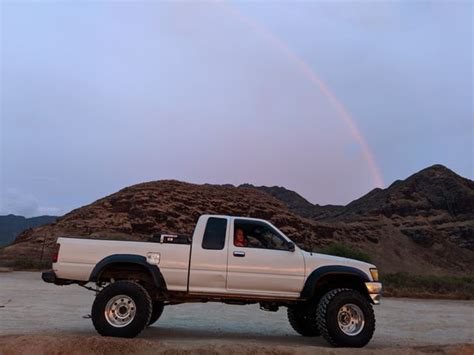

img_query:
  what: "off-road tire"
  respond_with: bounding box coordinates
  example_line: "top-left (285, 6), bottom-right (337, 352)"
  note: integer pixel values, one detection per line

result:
top-left (287, 304), bottom-right (320, 336)
top-left (148, 300), bottom-right (165, 326)
top-left (92, 281), bottom-right (152, 338)
top-left (316, 288), bottom-right (375, 347)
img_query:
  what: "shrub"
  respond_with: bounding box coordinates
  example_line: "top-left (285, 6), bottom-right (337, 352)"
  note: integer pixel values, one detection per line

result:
top-left (382, 272), bottom-right (474, 299)
top-left (7, 258), bottom-right (51, 270)
top-left (318, 242), bottom-right (372, 263)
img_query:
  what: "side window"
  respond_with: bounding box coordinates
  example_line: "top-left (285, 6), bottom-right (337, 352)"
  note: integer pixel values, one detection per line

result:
top-left (202, 217), bottom-right (227, 250)
top-left (234, 220), bottom-right (288, 251)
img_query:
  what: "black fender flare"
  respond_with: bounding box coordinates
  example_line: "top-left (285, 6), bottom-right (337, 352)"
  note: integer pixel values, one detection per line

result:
top-left (301, 265), bottom-right (369, 299)
top-left (89, 254), bottom-right (167, 290)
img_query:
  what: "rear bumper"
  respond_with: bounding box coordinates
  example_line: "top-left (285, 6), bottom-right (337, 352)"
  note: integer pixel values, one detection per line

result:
top-left (41, 270), bottom-right (74, 285)
top-left (365, 282), bottom-right (383, 304)
top-left (41, 270), bottom-right (56, 283)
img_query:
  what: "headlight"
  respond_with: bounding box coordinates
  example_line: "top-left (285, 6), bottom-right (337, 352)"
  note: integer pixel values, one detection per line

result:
top-left (370, 268), bottom-right (379, 281)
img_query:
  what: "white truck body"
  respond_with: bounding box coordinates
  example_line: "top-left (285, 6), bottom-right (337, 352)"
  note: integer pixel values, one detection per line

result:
top-left (52, 215), bottom-right (379, 300)
top-left (44, 214), bottom-right (382, 346)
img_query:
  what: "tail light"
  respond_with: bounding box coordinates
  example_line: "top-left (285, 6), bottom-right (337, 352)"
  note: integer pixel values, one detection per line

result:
top-left (52, 243), bottom-right (61, 263)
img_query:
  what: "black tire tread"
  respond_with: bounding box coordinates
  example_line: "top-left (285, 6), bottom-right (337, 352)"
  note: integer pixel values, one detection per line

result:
top-left (92, 280), bottom-right (152, 338)
top-left (287, 306), bottom-right (320, 336)
top-left (316, 288), bottom-right (375, 347)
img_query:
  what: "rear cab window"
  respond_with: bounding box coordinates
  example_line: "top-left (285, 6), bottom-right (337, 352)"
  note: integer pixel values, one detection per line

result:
top-left (202, 217), bottom-right (227, 250)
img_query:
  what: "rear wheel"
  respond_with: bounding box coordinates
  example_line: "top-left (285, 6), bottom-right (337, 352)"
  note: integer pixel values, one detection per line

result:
top-left (316, 288), bottom-right (375, 347)
top-left (148, 300), bottom-right (165, 326)
top-left (92, 281), bottom-right (152, 338)
top-left (287, 303), bottom-right (320, 336)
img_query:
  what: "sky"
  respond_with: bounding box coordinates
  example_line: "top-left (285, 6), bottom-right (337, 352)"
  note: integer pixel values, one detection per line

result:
top-left (0, 1), bottom-right (472, 217)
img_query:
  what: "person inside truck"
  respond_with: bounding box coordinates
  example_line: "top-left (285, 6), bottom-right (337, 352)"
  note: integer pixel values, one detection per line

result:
top-left (234, 227), bottom-right (248, 247)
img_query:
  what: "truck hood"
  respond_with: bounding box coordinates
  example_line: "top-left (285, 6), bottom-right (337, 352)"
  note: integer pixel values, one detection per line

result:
top-left (301, 250), bottom-right (376, 281)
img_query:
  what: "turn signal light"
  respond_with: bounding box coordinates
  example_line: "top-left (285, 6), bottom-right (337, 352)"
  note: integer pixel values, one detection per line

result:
top-left (370, 268), bottom-right (379, 281)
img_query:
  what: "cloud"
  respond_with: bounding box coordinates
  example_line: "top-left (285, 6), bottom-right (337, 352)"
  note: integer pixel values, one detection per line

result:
top-left (1, 1), bottom-right (471, 211)
top-left (0, 188), bottom-right (62, 217)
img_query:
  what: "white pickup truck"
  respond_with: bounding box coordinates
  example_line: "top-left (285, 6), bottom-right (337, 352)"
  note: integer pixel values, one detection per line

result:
top-left (42, 214), bottom-right (382, 347)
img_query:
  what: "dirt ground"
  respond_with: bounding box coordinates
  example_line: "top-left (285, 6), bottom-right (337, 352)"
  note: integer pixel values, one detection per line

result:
top-left (0, 272), bottom-right (473, 354)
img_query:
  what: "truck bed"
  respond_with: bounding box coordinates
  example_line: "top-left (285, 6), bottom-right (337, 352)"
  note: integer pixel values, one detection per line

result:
top-left (54, 236), bottom-right (191, 291)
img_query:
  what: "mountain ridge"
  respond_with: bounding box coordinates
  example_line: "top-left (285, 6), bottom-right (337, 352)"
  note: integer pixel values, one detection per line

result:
top-left (0, 164), bottom-right (472, 275)
top-left (0, 214), bottom-right (58, 247)
top-left (242, 165), bottom-right (474, 221)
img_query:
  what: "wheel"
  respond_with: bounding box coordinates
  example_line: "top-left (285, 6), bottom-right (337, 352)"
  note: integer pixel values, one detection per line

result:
top-left (316, 288), bottom-right (375, 347)
top-left (91, 280), bottom-right (152, 338)
top-left (148, 300), bottom-right (165, 326)
top-left (287, 303), bottom-right (320, 336)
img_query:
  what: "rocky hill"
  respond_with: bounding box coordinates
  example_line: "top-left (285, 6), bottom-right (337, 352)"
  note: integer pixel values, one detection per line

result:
top-left (238, 184), bottom-right (344, 220)
top-left (237, 165), bottom-right (474, 274)
top-left (244, 165), bottom-right (474, 253)
top-left (0, 215), bottom-right (58, 247)
top-left (0, 165), bottom-right (472, 276)
top-left (0, 182), bottom-right (338, 267)
top-left (332, 165), bottom-right (473, 254)
top-left (331, 165), bottom-right (473, 221)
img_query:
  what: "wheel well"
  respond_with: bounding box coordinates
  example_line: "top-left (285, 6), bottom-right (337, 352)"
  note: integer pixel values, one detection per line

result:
top-left (98, 262), bottom-right (151, 282)
top-left (96, 262), bottom-right (162, 297)
top-left (90, 254), bottom-right (168, 297)
top-left (311, 274), bottom-right (369, 304)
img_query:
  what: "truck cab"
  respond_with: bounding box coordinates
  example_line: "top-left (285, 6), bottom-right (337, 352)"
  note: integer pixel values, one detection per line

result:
top-left (189, 215), bottom-right (305, 298)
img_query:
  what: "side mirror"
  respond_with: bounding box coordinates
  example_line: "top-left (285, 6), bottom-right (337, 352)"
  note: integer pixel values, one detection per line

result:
top-left (286, 241), bottom-right (295, 252)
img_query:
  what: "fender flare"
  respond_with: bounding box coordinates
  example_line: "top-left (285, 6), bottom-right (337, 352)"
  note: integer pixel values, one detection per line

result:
top-left (301, 265), bottom-right (369, 299)
top-left (89, 254), bottom-right (167, 290)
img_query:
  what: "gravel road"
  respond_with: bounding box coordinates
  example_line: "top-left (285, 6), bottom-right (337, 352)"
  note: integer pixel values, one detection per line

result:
top-left (0, 271), bottom-right (473, 353)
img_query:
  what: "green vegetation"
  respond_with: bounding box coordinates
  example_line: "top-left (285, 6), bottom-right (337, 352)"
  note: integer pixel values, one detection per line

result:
top-left (318, 244), bottom-right (473, 299)
top-left (318, 242), bottom-right (372, 263)
top-left (6, 259), bottom-right (51, 270)
top-left (382, 272), bottom-right (474, 300)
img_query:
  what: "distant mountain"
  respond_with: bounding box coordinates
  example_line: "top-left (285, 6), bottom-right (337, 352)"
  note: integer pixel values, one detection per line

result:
top-left (0, 215), bottom-right (58, 247)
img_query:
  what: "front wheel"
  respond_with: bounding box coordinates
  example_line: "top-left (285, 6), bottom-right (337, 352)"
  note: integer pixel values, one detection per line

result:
top-left (316, 288), bottom-right (375, 347)
top-left (91, 281), bottom-right (152, 338)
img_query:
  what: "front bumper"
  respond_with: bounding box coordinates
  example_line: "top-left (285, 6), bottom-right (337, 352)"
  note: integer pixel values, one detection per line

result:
top-left (365, 282), bottom-right (383, 304)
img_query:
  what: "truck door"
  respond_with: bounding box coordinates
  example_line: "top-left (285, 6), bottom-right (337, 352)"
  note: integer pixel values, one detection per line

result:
top-left (226, 218), bottom-right (305, 298)
top-left (188, 216), bottom-right (230, 294)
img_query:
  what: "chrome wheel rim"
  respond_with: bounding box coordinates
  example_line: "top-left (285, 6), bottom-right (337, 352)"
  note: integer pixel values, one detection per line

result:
top-left (104, 295), bottom-right (136, 327)
top-left (337, 303), bottom-right (365, 336)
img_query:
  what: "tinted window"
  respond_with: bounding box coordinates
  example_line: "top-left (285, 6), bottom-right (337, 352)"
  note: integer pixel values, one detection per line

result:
top-left (234, 220), bottom-right (289, 251)
top-left (202, 217), bottom-right (227, 250)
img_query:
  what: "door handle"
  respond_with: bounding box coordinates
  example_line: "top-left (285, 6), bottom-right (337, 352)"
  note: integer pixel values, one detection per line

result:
top-left (233, 251), bottom-right (245, 257)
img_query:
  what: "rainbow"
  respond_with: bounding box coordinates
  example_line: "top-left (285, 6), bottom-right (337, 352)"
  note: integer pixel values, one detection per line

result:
top-left (224, 4), bottom-right (385, 188)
